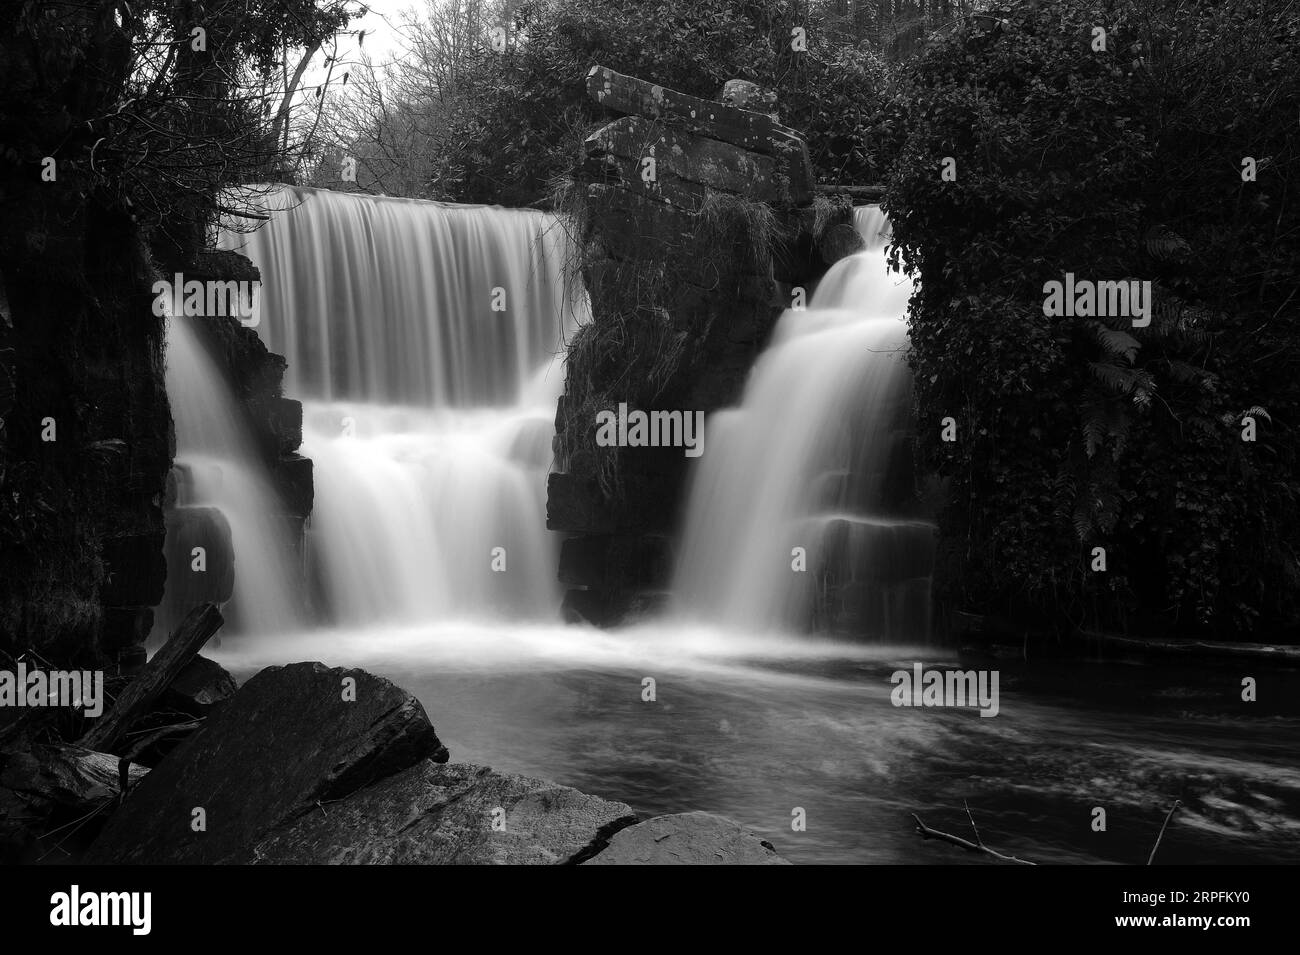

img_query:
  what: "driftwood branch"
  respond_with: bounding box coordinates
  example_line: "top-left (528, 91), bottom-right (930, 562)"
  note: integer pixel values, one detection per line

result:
top-left (911, 803), bottom-right (1037, 865)
top-left (78, 603), bottom-right (223, 753)
top-left (1147, 799), bottom-right (1181, 865)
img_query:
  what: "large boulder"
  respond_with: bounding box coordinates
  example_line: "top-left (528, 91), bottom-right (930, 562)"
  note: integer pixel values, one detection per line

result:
top-left (247, 761), bottom-right (638, 865)
top-left (583, 811), bottom-right (791, 865)
top-left (86, 662), bottom-right (448, 864)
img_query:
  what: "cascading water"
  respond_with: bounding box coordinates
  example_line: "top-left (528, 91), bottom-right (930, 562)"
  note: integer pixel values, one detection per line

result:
top-left (159, 317), bottom-right (301, 639)
top-left (177, 196), bottom-right (1298, 868)
top-left (209, 186), bottom-right (585, 628)
top-left (672, 206), bottom-right (935, 636)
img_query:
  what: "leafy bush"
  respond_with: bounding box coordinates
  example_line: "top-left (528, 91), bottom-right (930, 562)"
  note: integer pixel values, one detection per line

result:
top-left (881, 0), bottom-right (1300, 638)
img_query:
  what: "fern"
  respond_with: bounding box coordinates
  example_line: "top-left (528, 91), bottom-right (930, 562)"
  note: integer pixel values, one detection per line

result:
top-left (1162, 358), bottom-right (1217, 391)
top-left (1089, 362), bottom-right (1155, 406)
top-left (1071, 504), bottom-right (1093, 542)
top-left (1082, 406), bottom-right (1108, 458)
top-left (1144, 224), bottom-right (1192, 263)
top-left (1092, 322), bottom-right (1141, 362)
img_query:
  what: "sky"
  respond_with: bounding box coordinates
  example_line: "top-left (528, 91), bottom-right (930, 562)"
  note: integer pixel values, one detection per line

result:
top-left (296, 0), bottom-right (420, 94)
top-left (342, 0), bottom-right (415, 69)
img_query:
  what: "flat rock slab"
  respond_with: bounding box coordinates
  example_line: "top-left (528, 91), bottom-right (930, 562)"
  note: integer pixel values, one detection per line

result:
top-left (86, 662), bottom-right (448, 864)
top-left (247, 761), bottom-right (638, 865)
top-left (583, 811), bottom-right (792, 865)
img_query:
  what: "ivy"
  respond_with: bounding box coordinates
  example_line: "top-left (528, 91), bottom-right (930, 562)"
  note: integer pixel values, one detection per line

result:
top-left (880, 0), bottom-right (1300, 639)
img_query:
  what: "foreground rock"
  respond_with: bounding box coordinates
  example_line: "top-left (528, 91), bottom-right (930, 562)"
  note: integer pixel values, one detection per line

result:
top-left (583, 811), bottom-right (791, 865)
top-left (1, 743), bottom-right (148, 814)
top-left (86, 662), bottom-right (447, 864)
top-left (0, 743), bottom-right (149, 862)
top-left (247, 761), bottom-right (638, 865)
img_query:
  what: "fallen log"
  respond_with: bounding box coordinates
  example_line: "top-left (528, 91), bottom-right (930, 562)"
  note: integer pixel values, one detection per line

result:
top-left (77, 603), bottom-right (223, 754)
top-left (816, 183), bottom-right (886, 201)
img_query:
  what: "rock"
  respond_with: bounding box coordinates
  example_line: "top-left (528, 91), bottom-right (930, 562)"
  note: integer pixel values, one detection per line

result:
top-left (559, 534), bottom-right (673, 590)
top-left (161, 654), bottom-right (237, 716)
top-left (587, 65), bottom-right (803, 157)
top-left (0, 743), bottom-right (148, 815)
top-left (719, 79), bottom-right (779, 121)
top-left (818, 221), bottom-right (867, 266)
top-left (585, 66), bottom-right (812, 205)
top-left (163, 505), bottom-right (235, 606)
top-left (560, 587), bottom-right (611, 626)
top-left (267, 396), bottom-right (303, 455)
top-left (246, 761), bottom-right (638, 865)
top-left (584, 116), bottom-right (779, 204)
top-left (583, 811), bottom-right (792, 865)
top-left (271, 452), bottom-right (314, 518)
top-left (85, 661), bottom-right (448, 864)
top-left (98, 532), bottom-right (168, 607)
top-left (0, 741), bottom-right (150, 863)
top-left (546, 471), bottom-right (616, 533)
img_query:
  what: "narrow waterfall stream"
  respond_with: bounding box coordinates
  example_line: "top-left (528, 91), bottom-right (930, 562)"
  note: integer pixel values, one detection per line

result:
top-left (158, 317), bottom-right (301, 639)
top-left (674, 207), bottom-right (934, 634)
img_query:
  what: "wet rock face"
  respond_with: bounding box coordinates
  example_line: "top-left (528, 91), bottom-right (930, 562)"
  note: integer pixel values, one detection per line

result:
top-left (85, 662), bottom-right (449, 864)
top-left (247, 761), bottom-right (639, 865)
top-left (0, 210), bottom-right (172, 668)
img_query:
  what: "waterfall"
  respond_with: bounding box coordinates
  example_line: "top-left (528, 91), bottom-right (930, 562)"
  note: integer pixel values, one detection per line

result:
top-left (161, 185), bottom-right (586, 632)
top-left (159, 318), bottom-right (301, 640)
top-left (672, 207), bottom-right (934, 636)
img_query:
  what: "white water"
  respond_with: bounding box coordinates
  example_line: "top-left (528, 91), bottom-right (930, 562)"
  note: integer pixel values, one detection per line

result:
top-left (162, 193), bottom-right (1300, 868)
top-left (185, 186), bottom-right (587, 630)
top-left (673, 207), bottom-right (934, 635)
top-left (169, 189), bottom-right (926, 641)
top-left (160, 318), bottom-right (301, 638)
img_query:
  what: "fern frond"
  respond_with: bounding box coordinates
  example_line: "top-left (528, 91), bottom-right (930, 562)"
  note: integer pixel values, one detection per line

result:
top-left (1144, 224), bottom-right (1192, 263)
top-left (1092, 322), bottom-right (1141, 362)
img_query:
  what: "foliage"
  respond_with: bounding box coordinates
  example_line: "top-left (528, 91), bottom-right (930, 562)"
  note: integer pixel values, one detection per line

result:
top-left (1, 0), bottom-right (358, 245)
top-left (881, 0), bottom-right (1300, 637)
top-left (315, 0), bottom-right (895, 204)
top-left (0, 1), bottom-right (358, 657)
